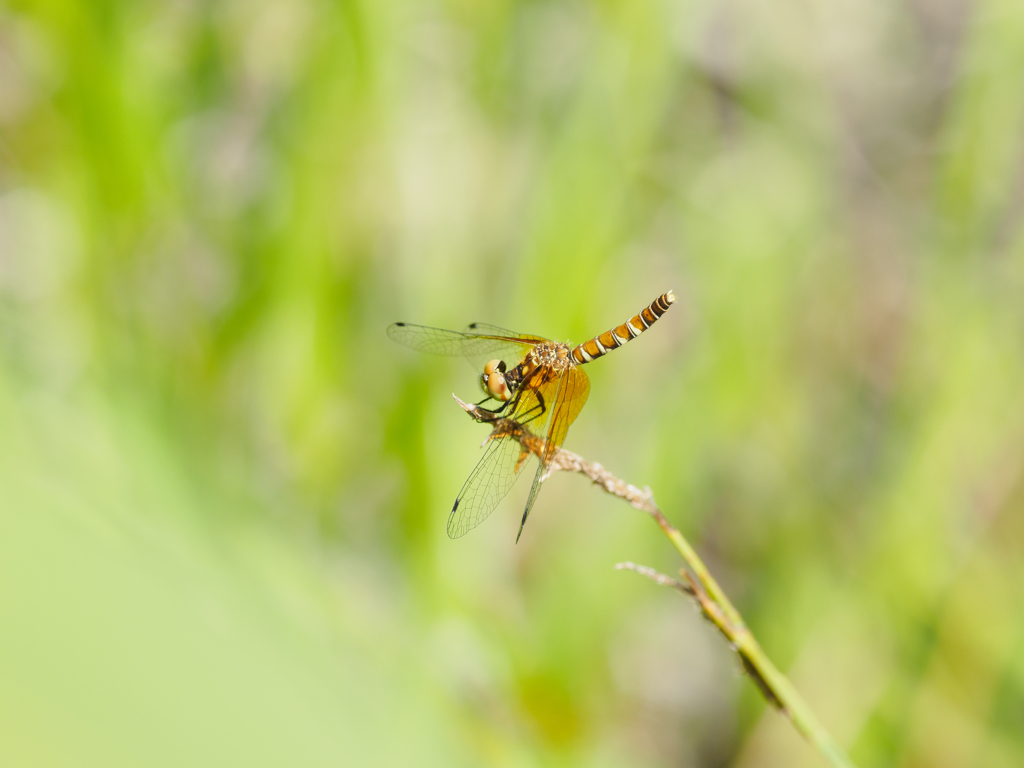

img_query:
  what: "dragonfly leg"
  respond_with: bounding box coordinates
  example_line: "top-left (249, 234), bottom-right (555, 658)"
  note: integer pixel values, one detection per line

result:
top-left (472, 391), bottom-right (522, 417)
top-left (472, 402), bottom-right (512, 418)
top-left (463, 391), bottom-right (520, 424)
top-left (518, 391), bottom-right (547, 426)
top-left (465, 386), bottom-right (545, 426)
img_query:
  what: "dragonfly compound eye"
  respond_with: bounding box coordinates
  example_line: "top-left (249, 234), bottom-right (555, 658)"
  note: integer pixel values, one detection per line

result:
top-left (481, 359), bottom-right (512, 401)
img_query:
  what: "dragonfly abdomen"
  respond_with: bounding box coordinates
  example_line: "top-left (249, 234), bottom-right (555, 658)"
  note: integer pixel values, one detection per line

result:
top-left (570, 291), bottom-right (675, 365)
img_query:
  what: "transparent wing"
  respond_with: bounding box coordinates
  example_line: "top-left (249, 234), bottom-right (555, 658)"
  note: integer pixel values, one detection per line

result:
top-left (388, 322), bottom-right (539, 371)
top-left (515, 366), bottom-right (591, 542)
top-left (447, 434), bottom-right (531, 538)
top-left (444, 363), bottom-right (570, 539)
top-left (465, 323), bottom-right (549, 344)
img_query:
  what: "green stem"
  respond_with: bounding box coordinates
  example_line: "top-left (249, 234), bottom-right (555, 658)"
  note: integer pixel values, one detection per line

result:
top-left (654, 508), bottom-right (856, 768)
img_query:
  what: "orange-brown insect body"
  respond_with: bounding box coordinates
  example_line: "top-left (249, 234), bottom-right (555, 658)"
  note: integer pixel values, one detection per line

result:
top-left (570, 292), bottom-right (675, 365)
top-left (387, 289), bottom-right (676, 542)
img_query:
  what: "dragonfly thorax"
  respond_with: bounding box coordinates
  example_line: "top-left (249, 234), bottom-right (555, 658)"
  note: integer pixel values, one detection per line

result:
top-left (481, 359), bottom-right (512, 402)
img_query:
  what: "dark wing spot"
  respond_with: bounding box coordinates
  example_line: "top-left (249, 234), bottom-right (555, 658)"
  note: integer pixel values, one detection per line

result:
top-left (452, 499), bottom-right (459, 512)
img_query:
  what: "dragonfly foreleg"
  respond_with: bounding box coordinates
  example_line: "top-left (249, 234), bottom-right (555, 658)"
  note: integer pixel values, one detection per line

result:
top-left (461, 390), bottom-right (521, 423)
top-left (463, 386), bottom-right (546, 427)
top-left (471, 399), bottom-right (514, 418)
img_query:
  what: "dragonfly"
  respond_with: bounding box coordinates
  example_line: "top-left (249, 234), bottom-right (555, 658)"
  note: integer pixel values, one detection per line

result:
top-left (388, 291), bottom-right (676, 541)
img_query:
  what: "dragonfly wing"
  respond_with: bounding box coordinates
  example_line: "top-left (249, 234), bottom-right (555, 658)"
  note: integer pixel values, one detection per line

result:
top-left (447, 433), bottom-right (530, 538)
top-left (461, 323), bottom-right (549, 371)
top-left (389, 322), bottom-right (538, 371)
top-left (465, 323), bottom-right (549, 344)
top-left (541, 365), bottom-right (590, 462)
top-left (515, 366), bottom-right (590, 542)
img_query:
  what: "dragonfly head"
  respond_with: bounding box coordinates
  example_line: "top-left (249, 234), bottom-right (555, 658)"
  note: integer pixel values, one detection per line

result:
top-left (481, 359), bottom-right (511, 402)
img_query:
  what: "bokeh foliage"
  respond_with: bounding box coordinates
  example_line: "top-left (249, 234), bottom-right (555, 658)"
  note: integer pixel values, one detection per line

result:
top-left (2, 0), bottom-right (1024, 766)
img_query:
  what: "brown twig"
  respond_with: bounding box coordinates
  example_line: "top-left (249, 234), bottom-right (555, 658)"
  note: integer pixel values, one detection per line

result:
top-left (453, 394), bottom-right (857, 768)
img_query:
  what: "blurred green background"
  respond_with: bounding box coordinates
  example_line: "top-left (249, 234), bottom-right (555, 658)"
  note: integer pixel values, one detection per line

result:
top-left (2, 0), bottom-right (1024, 766)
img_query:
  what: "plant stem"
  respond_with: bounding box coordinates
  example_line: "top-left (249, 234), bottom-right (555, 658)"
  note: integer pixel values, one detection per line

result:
top-left (453, 395), bottom-right (857, 768)
top-left (633, 512), bottom-right (856, 768)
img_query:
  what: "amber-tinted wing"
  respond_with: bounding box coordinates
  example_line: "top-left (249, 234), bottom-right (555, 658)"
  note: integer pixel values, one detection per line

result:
top-left (388, 322), bottom-right (543, 371)
top-left (446, 380), bottom-right (547, 538)
top-left (515, 365), bottom-right (590, 542)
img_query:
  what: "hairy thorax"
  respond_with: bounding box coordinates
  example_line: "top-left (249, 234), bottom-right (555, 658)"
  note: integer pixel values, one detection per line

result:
top-left (521, 342), bottom-right (574, 384)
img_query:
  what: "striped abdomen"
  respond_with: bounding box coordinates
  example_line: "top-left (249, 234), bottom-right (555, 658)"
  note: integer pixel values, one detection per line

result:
top-left (570, 291), bottom-right (676, 365)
